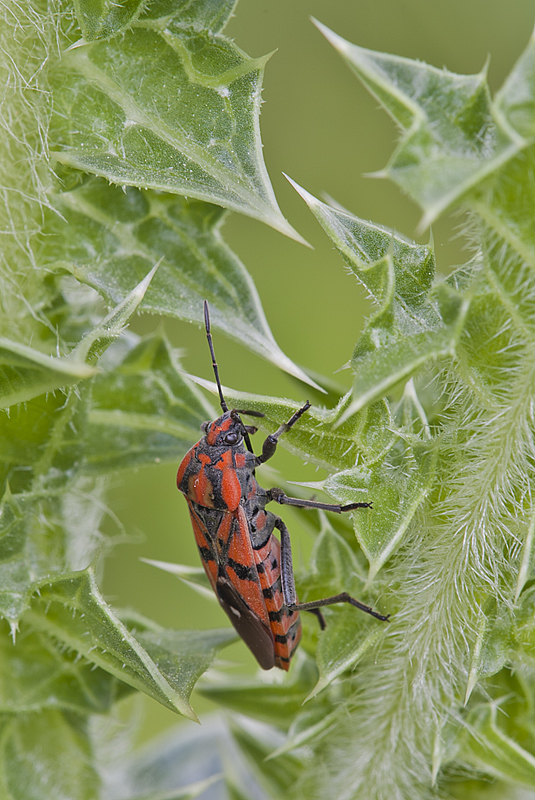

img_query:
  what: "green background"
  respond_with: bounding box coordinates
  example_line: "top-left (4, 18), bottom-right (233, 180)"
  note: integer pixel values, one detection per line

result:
top-left (101, 0), bottom-right (535, 738)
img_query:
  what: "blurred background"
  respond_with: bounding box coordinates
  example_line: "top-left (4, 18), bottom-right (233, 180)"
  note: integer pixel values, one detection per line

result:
top-left (102, 0), bottom-right (535, 740)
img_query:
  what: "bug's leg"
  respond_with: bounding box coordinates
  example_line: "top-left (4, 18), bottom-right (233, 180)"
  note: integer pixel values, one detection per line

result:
top-left (276, 517), bottom-right (389, 623)
top-left (307, 608), bottom-right (326, 630)
top-left (268, 487), bottom-right (372, 513)
top-left (256, 402), bottom-right (311, 464)
top-left (274, 517), bottom-right (298, 607)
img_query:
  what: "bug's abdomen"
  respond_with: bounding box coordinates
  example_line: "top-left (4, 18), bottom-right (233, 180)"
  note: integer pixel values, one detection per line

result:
top-left (254, 534), bottom-right (301, 671)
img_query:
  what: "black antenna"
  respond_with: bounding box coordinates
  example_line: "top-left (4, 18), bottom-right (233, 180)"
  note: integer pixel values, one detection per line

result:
top-left (203, 301), bottom-right (256, 454)
top-left (204, 301), bottom-right (228, 413)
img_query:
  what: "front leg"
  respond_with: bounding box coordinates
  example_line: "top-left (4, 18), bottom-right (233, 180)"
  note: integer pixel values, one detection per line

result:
top-left (256, 402), bottom-right (311, 465)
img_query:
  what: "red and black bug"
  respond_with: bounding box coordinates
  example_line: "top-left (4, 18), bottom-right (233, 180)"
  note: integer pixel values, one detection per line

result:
top-left (176, 302), bottom-right (389, 670)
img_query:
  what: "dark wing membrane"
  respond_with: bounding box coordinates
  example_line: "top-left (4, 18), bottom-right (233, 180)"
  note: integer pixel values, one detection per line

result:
top-left (187, 500), bottom-right (276, 669)
top-left (216, 576), bottom-right (276, 670)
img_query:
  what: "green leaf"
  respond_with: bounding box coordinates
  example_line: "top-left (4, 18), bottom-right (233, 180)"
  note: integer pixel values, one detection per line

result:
top-left (464, 601), bottom-right (512, 704)
top-left (74, 0), bottom-right (147, 41)
top-left (95, 714), bottom-right (232, 800)
top-left (0, 474), bottom-right (105, 621)
top-left (51, 7), bottom-right (304, 241)
top-left (305, 521), bottom-right (368, 592)
top-left (511, 587), bottom-right (535, 664)
top-left (198, 655), bottom-right (318, 730)
top-left (291, 184), bottom-right (469, 423)
top-left (25, 569), bottom-right (236, 721)
top-left (73, 263), bottom-right (159, 365)
top-left (265, 706), bottom-right (338, 760)
top-left (0, 619), bottom-right (128, 715)
top-left (138, 0), bottom-right (238, 35)
top-left (465, 702), bottom-right (535, 788)
top-left (229, 717), bottom-right (304, 796)
top-left (307, 617), bottom-right (383, 701)
top-left (121, 611), bottom-right (238, 712)
top-left (0, 262), bottom-right (158, 410)
top-left (0, 338), bottom-right (96, 410)
top-left (325, 438), bottom-right (437, 581)
top-left (43, 179), bottom-right (315, 386)
top-left (495, 34), bottom-right (535, 140)
top-left (86, 333), bottom-right (212, 472)
top-left (314, 20), bottom-right (526, 230)
top-left (299, 525), bottom-right (388, 699)
top-left (141, 559), bottom-right (217, 602)
top-left (0, 709), bottom-right (99, 800)
top-left (190, 376), bottom-right (393, 471)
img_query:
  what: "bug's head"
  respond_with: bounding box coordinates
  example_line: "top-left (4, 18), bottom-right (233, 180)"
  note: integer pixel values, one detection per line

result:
top-left (201, 409), bottom-right (262, 448)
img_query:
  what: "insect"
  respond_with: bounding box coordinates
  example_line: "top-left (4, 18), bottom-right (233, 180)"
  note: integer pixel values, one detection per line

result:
top-left (176, 302), bottom-right (389, 670)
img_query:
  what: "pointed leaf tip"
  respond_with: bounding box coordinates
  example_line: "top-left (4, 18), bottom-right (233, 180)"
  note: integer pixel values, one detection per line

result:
top-left (52, 15), bottom-right (307, 242)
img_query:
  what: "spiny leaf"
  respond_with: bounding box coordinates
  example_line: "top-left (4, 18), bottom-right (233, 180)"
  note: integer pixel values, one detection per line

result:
top-left (74, 0), bottom-right (147, 41)
top-left (51, 5), bottom-right (304, 241)
top-left (189, 376), bottom-right (394, 471)
top-left (325, 438), bottom-right (437, 582)
top-left (495, 32), bottom-right (535, 140)
top-left (314, 20), bottom-right (526, 230)
top-left (291, 183), bottom-right (469, 423)
top-left (301, 526), bottom-right (387, 699)
top-left (465, 703), bottom-right (535, 788)
top-left (0, 462), bottom-right (103, 622)
top-left (0, 338), bottom-right (96, 410)
top-left (25, 569), bottom-right (236, 720)
top-left (198, 656), bottom-right (318, 730)
top-left (0, 619), bottom-right (130, 715)
top-left (73, 263), bottom-right (159, 365)
top-left (43, 179), bottom-right (315, 386)
top-left (0, 263), bottom-right (156, 410)
top-left (464, 601), bottom-right (512, 704)
top-left (307, 618), bottom-right (383, 702)
top-left (138, 0), bottom-right (238, 35)
top-left (0, 709), bottom-right (99, 800)
top-left (85, 333), bottom-right (212, 472)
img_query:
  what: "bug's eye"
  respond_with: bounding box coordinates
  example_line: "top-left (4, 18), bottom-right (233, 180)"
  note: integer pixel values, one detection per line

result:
top-left (201, 421), bottom-right (210, 432)
top-left (224, 432), bottom-right (240, 445)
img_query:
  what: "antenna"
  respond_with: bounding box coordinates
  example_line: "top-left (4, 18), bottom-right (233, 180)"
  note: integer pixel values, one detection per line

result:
top-left (204, 301), bottom-right (228, 413)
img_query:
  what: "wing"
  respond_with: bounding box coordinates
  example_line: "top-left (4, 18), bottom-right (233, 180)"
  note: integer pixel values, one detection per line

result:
top-left (185, 499), bottom-right (276, 669)
top-left (216, 575), bottom-right (276, 670)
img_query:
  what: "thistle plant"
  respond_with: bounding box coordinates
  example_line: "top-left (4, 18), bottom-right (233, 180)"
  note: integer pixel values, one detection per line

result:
top-left (2, 1), bottom-right (535, 799)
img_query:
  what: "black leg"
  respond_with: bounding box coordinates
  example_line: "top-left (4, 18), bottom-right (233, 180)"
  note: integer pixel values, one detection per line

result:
top-left (289, 593), bottom-right (390, 622)
top-left (307, 608), bottom-right (326, 630)
top-left (256, 402), bottom-right (311, 464)
top-left (268, 487), bottom-right (372, 513)
top-left (275, 517), bottom-right (298, 606)
top-left (275, 517), bottom-right (389, 623)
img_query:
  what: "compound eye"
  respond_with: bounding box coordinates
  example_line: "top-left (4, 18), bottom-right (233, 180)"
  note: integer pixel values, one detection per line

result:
top-left (201, 421), bottom-right (210, 432)
top-left (224, 432), bottom-right (240, 445)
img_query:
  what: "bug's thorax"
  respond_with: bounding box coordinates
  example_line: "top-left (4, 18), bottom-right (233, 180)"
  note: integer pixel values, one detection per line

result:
top-left (177, 411), bottom-right (255, 512)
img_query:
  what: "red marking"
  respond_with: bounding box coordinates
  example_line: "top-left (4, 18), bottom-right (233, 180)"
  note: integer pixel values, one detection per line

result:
top-left (206, 425), bottom-right (218, 445)
top-left (211, 451), bottom-right (242, 511)
top-left (189, 456), bottom-right (215, 507)
top-left (254, 535), bottom-right (301, 670)
top-left (226, 508), bottom-right (270, 624)
top-left (176, 450), bottom-right (191, 488)
top-left (220, 469), bottom-right (241, 511)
